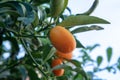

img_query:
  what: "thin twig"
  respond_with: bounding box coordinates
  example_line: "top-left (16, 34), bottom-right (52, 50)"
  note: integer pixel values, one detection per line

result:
top-left (20, 38), bottom-right (48, 78)
top-left (94, 63), bottom-right (117, 73)
top-left (0, 60), bottom-right (22, 73)
top-left (16, 34), bottom-right (47, 38)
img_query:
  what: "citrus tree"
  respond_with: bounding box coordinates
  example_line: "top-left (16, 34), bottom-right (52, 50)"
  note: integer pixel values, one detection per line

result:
top-left (1, 0), bottom-right (120, 80)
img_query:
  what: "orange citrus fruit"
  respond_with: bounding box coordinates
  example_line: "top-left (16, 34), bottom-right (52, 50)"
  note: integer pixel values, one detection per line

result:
top-left (55, 51), bottom-right (73, 60)
top-left (51, 58), bottom-right (64, 76)
top-left (49, 26), bottom-right (76, 53)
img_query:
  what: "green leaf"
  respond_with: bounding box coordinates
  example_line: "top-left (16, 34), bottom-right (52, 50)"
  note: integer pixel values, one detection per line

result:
top-left (0, 9), bottom-right (20, 17)
top-left (71, 25), bottom-right (104, 34)
top-left (32, 11), bottom-right (39, 27)
top-left (50, 0), bottom-right (68, 17)
top-left (75, 38), bottom-right (85, 48)
top-left (117, 65), bottom-right (120, 71)
top-left (66, 60), bottom-right (89, 79)
top-left (87, 72), bottom-right (94, 80)
top-left (17, 16), bottom-right (34, 25)
top-left (18, 66), bottom-right (27, 80)
top-left (0, 1), bottom-right (24, 16)
top-left (43, 47), bottom-right (56, 64)
top-left (118, 57), bottom-right (120, 64)
top-left (106, 47), bottom-right (112, 62)
top-left (117, 58), bottom-right (120, 71)
top-left (32, 0), bottom-right (50, 6)
top-left (57, 76), bottom-right (69, 80)
top-left (10, 1), bottom-right (24, 16)
top-left (66, 7), bottom-right (72, 15)
top-left (26, 66), bottom-right (40, 80)
top-left (0, 21), bottom-right (5, 27)
top-left (40, 38), bottom-right (51, 46)
top-left (96, 56), bottom-right (103, 67)
top-left (73, 68), bottom-right (89, 80)
top-left (0, 1), bottom-right (35, 25)
top-left (58, 15), bottom-right (110, 27)
top-left (61, 0), bottom-right (68, 14)
top-left (42, 45), bottom-right (51, 60)
top-left (74, 74), bottom-right (84, 80)
top-left (18, 2), bottom-right (35, 25)
top-left (69, 59), bottom-right (82, 68)
top-left (79, 0), bottom-right (99, 15)
top-left (51, 64), bottom-right (72, 71)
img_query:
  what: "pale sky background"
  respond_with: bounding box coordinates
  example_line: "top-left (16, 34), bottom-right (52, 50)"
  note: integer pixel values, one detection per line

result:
top-left (68, 0), bottom-right (120, 80)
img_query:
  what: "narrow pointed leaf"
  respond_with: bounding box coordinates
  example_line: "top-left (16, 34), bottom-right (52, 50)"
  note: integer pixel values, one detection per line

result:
top-left (97, 56), bottom-right (103, 67)
top-left (71, 25), bottom-right (104, 34)
top-left (73, 68), bottom-right (89, 80)
top-left (43, 47), bottom-right (56, 63)
top-left (0, 9), bottom-right (20, 17)
top-left (106, 47), bottom-right (112, 62)
top-left (58, 15), bottom-right (110, 27)
top-left (50, 0), bottom-right (68, 17)
top-left (18, 2), bottom-right (35, 25)
top-left (75, 38), bottom-right (85, 48)
top-left (0, 1), bottom-right (24, 16)
top-left (61, 0), bottom-right (68, 15)
top-left (79, 0), bottom-right (99, 15)
top-left (69, 59), bottom-right (82, 67)
top-left (51, 64), bottom-right (72, 71)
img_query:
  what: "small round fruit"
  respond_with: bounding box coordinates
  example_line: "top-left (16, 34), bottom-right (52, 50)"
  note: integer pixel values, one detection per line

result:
top-left (51, 58), bottom-right (64, 76)
top-left (49, 26), bottom-right (76, 53)
top-left (55, 51), bottom-right (73, 60)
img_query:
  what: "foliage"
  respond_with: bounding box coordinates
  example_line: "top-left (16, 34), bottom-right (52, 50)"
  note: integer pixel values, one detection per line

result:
top-left (0, 0), bottom-right (119, 80)
top-left (79, 45), bottom-right (119, 80)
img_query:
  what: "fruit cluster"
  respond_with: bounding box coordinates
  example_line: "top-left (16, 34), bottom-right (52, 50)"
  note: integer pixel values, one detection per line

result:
top-left (49, 26), bottom-right (76, 76)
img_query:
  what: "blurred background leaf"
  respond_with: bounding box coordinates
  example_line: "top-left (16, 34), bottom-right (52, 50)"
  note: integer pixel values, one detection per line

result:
top-left (97, 56), bottom-right (103, 67)
top-left (106, 47), bottom-right (113, 63)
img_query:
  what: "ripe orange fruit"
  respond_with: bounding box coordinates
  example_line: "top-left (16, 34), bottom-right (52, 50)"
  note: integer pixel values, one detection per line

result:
top-left (51, 58), bottom-right (64, 76)
top-left (49, 26), bottom-right (76, 53)
top-left (55, 51), bottom-right (73, 60)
